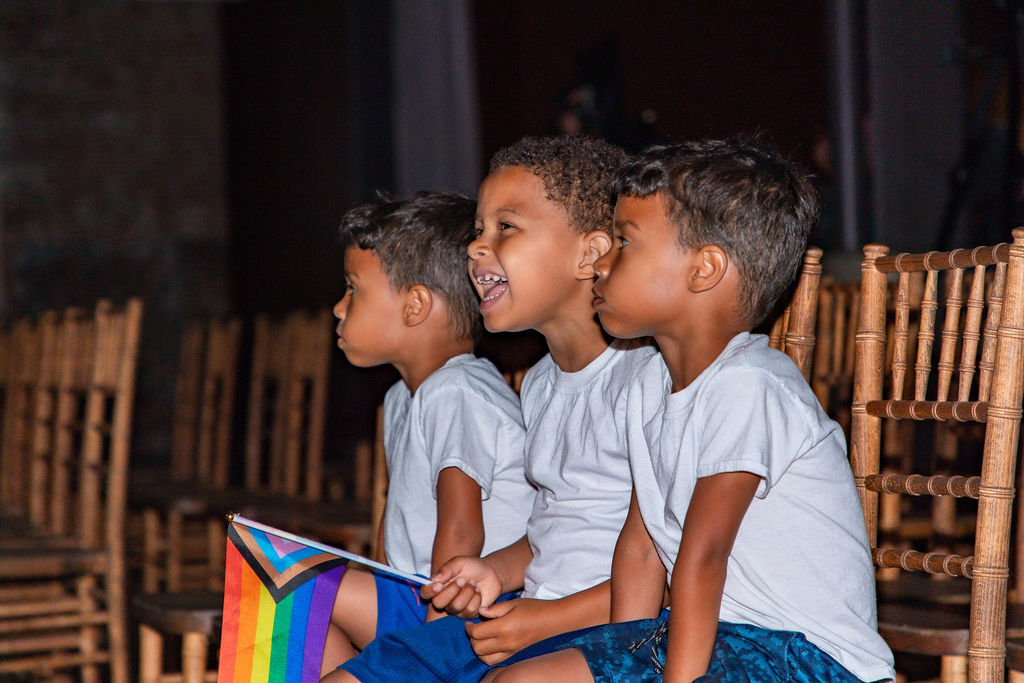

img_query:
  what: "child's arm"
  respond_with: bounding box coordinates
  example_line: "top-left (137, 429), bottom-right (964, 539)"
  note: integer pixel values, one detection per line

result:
top-left (664, 471), bottom-right (759, 683)
top-left (610, 488), bottom-right (666, 622)
top-left (428, 466), bottom-right (486, 621)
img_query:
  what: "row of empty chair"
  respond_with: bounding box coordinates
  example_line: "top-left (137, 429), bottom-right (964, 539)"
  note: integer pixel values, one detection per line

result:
top-left (0, 299), bottom-right (143, 682)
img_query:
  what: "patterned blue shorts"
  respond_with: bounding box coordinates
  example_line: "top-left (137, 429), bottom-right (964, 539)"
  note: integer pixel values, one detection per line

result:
top-left (564, 615), bottom-right (864, 682)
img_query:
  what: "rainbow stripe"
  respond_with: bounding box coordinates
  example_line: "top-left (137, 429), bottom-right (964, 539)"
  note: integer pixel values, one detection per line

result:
top-left (218, 522), bottom-right (346, 682)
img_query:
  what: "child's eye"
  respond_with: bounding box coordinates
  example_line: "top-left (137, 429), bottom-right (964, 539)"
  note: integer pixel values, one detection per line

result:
top-left (618, 236), bottom-right (630, 248)
top-left (498, 221), bottom-right (515, 232)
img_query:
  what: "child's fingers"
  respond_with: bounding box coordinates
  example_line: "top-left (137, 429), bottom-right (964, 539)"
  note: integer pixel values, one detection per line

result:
top-left (466, 622), bottom-right (513, 663)
top-left (444, 583), bottom-right (482, 617)
top-left (426, 565), bottom-right (455, 586)
top-left (477, 599), bottom-right (516, 619)
top-left (421, 574), bottom-right (463, 601)
top-left (423, 579), bottom-right (460, 609)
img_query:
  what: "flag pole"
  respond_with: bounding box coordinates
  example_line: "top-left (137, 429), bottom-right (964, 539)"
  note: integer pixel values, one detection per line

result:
top-left (228, 513), bottom-right (430, 585)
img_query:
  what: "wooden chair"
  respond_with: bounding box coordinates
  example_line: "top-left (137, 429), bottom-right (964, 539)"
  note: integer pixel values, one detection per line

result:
top-left (134, 317), bottom-right (243, 593)
top-left (132, 308), bottom-right (341, 682)
top-left (136, 591), bottom-right (221, 683)
top-left (811, 276), bottom-right (860, 433)
top-left (849, 232), bottom-right (1024, 682)
top-left (0, 316), bottom-right (45, 521)
top-left (243, 309), bottom-right (332, 504)
top-left (0, 309), bottom-right (98, 551)
top-left (0, 298), bottom-right (143, 683)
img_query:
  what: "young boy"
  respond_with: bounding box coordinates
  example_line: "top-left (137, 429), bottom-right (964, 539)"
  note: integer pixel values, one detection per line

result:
top-left (324, 136), bottom-right (656, 683)
top-left (484, 139), bottom-right (895, 682)
top-left (320, 192), bottom-right (536, 672)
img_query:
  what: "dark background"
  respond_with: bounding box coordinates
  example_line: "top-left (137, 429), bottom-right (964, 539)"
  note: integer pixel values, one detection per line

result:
top-left (1, 0), bottom-right (1020, 472)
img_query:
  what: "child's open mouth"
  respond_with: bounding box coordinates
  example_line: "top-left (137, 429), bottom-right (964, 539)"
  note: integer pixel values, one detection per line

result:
top-left (476, 273), bottom-right (509, 308)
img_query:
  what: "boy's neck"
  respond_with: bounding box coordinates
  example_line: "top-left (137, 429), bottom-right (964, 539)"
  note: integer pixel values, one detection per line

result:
top-left (538, 310), bottom-right (609, 374)
top-left (393, 337), bottom-right (474, 395)
top-left (656, 324), bottom-right (746, 393)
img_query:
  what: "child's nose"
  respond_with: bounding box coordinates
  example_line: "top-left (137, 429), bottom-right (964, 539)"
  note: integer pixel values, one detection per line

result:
top-left (333, 297), bottom-right (346, 320)
top-left (593, 253), bottom-right (610, 279)
top-left (467, 237), bottom-right (488, 260)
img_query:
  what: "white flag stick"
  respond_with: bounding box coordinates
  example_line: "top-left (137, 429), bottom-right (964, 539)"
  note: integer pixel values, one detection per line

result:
top-left (230, 513), bottom-right (430, 586)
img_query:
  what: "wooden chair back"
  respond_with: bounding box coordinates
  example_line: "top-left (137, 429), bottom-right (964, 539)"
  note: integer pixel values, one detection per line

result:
top-left (0, 298), bottom-right (142, 683)
top-left (194, 318), bottom-right (242, 489)
top-left (44, 308), bottom-right (96, 537)
top-left (79, 299), bottom-right (144, 551)
top-left (0, 317), bottom-right (44, 517)
top-left (850, 232), bottom-right (1024, 681)
top-left (811, 277), bottom-right (860, 431)
top-left (767, 246), bottom-right (823, 379)
top-left (244, 309), bottom-right (332, 503)
top-left (24, 311), bottom-right (61, 529)
top-left (169, 318), bottom-right (243, 487)
top-left (169, 321), bottom-right (205, 481)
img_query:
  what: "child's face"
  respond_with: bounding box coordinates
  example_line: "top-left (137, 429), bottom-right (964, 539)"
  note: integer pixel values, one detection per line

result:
top-left (333, 247), bottom-right (409, 367)
top-left (468, 166), bottom-right (585, 333)
top-left (593, 194), bottom-right (695, 338)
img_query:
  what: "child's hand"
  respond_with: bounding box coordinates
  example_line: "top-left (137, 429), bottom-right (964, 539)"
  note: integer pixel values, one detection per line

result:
top-left (464, 598), bottom-right (555, 665)
top-left (420, 556), bottom-right (502, 618)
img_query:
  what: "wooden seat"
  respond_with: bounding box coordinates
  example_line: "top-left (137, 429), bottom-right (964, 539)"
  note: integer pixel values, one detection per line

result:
top-left (850, 233), bottom-right (1024, 682)
top-left (0, 298), bottom-right (143, 683)
top-left (134, 591), bottom-right (222, 683)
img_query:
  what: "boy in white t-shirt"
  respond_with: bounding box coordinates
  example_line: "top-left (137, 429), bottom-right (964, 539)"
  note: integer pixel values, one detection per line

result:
top-left (486, 139), bottom-right (895, 682)
top-left (319, 192), bottom-right (535, 674)
top-left (327, 137), bottom-right (656, 683)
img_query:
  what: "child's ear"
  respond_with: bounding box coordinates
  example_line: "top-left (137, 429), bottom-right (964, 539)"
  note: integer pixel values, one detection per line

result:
top-left (689, 245), bottom-right (729, 293)
top-left (576, 230), bottom-right (613, 279)
top-left (403, 285), bottom-right (433, 327)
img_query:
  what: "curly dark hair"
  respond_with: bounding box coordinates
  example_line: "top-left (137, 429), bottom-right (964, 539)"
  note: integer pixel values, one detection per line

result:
top-left (611, 137), bottom-right (819, 328)
top-left (489, 135), bottom-right (627, 235)
top-left (338, 191), bottom-right (481, 340)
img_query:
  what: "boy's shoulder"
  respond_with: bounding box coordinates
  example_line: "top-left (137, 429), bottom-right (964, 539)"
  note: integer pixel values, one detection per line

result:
top-left (420, 353), bottom-right (511, 397)
top-left (693, 333), bottom-right (826, 422)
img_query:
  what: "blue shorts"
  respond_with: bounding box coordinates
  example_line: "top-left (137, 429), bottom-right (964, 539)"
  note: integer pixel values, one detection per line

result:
top-left (373, 572), bottom-right (429, 636)
top-left (340, 596), bottom-right (592, 683)
top-left (564, 612), bottom-right (863, 682)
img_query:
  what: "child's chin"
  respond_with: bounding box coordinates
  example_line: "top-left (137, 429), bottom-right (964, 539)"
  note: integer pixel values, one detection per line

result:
top-left (483, 314), bottom-right (523, 335)
top-left (341, 350), bottom-right (378, 369)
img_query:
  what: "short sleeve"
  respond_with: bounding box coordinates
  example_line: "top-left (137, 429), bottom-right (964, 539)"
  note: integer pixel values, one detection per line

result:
top-left (418, 384), bottom-right (501, 500)
top-left (694, 367), bottom-right (810, 498)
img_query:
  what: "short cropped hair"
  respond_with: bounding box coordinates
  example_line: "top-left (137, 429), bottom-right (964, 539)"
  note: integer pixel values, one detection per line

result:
top-left (489, 135), bottom-right (627, 235)
top-left (611, 137), bottom-right (819, 328)
top-left (338, 191), bottom-right (480, 340)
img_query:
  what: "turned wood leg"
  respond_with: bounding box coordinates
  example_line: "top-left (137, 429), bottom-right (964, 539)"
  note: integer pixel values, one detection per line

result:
top-left (139, 624), bottom-right (163, 683)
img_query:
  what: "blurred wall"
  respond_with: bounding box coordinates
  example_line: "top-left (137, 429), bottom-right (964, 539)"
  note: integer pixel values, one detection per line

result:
top-left (0, 2), bottom-right (229, 461)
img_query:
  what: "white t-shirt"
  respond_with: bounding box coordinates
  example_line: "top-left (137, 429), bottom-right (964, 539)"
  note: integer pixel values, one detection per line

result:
top-left (519, 340), bottom-right (657, 600)
top-left (627, 333), bottom-right (894, 682)
top-left (382, 354), bottom-right (535, 578)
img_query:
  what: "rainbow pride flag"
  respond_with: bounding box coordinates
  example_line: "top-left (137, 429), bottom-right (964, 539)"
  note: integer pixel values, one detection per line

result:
top-left (217, 518), bottom-right (346, 682)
